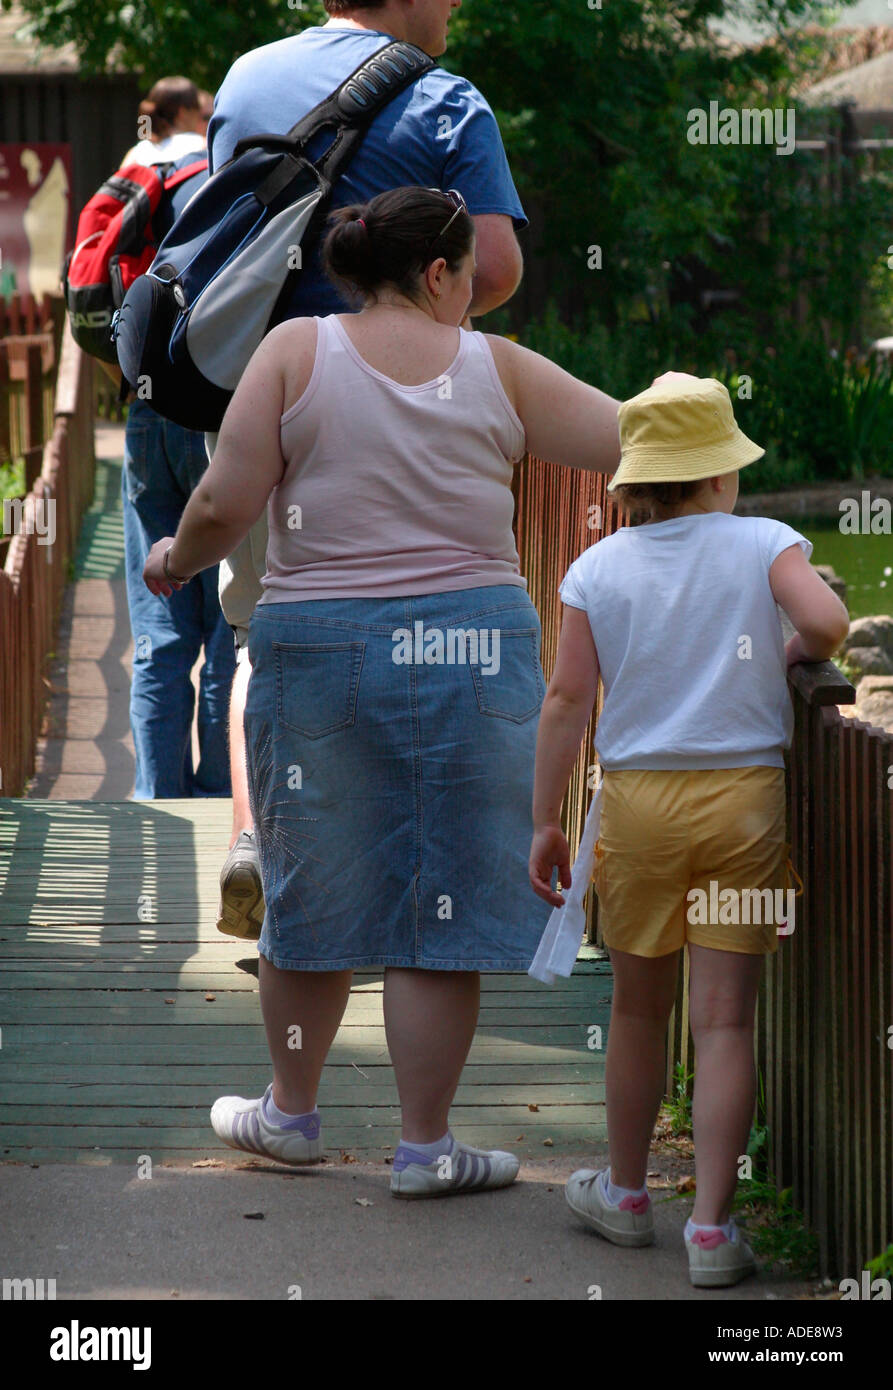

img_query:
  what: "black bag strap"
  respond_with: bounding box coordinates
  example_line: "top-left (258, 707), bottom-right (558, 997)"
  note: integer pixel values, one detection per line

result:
top-left (234, 41), bottom-right (434, 340)
top-left (293, 39), bottom-right (433, 145)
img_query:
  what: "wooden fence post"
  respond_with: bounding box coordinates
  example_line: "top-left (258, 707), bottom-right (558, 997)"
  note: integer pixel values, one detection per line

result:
top-left (0, 343), bottom-right (10, 464)
top-left (24, 342), bottom-right (44, 493)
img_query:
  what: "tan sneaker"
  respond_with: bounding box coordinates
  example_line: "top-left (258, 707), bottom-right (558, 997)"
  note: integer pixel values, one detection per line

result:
top-left (686, 1221), bottom-right (758, 1287)
top-left (216, 830), bottom-right (264, 939)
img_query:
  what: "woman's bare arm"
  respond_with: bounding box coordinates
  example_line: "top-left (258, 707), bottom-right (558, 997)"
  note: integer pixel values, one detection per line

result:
top-left (485, 334), bottom-right (621, 474)
top-left (144, 325), bottom-right (294, 588)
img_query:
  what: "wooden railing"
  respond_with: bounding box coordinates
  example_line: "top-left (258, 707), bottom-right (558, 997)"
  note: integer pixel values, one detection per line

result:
top-left (512, 451), bottom-right (893, 1282)
top-left (665, 659), bottom-right (893, 1278)
top-left (766, 668), bottom-right (891, 1278)
top-left (0, 294), bottom-right (64, 501)
top-left (94, 369), bottom-right (128, 424)
top-left (0, 311), bottom-right (95, 797)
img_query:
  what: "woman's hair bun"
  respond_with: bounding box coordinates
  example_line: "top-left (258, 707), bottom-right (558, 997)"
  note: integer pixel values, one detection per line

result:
top-left (321, 186), bottom-right (473, 302)
top-left (324, 205), bottom-right (378, 294)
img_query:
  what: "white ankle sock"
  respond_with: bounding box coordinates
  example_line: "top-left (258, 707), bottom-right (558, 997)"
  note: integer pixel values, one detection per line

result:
top-left (599, 1170), bottom-right (649, 1207)
top-left (398, 1131), bottom-right (452, 1159)
top-left (264, 1091), bottom-right (317, 1125)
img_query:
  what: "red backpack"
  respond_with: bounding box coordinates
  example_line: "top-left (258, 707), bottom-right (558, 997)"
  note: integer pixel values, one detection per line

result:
top-left (64, 156), bottom-right (208, 362)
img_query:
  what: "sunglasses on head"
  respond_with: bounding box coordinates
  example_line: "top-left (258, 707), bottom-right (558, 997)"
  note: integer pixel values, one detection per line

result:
top-left (424, 188), bottom-right (468, 258)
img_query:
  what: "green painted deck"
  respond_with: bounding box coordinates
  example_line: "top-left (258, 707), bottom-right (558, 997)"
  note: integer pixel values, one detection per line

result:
top-left (0, 798), bottom-right (610, 1163)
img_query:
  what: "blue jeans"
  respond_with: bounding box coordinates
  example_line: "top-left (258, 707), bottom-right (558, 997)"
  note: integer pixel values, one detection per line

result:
top-left (122, 397), bottom-right (236, 799)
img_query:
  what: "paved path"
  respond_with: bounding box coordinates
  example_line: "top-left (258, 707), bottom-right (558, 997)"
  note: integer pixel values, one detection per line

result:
top-left (0, 1161), bottom-right (812, 1302)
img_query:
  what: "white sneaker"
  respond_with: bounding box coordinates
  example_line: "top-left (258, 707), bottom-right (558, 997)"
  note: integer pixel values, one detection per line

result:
top-left (210, 1085), bottom-right (322, 1165)
top-left (390, 1138), bottom-right (519, 1198)
top-left (565, 1168), bottom-right (655, 1247)
top-left (686, 1221), bottom-right (758, 1287)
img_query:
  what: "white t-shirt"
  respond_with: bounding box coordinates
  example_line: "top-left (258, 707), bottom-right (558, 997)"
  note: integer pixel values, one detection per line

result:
top-left (121, 132), bottom-right (207, 167)
top-left (559, 512), bottom-right (813, 771)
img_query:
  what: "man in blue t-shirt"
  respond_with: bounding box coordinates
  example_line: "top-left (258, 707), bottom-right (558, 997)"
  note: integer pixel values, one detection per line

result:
top-left (212, 0), bottom-right (528, 937)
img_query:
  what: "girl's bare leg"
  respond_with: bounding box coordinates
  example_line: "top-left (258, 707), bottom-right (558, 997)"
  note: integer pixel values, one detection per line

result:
top-left (688, 943), bottom-right (763, 1226)
top-left (604, 947), bottom-right (680, 1189)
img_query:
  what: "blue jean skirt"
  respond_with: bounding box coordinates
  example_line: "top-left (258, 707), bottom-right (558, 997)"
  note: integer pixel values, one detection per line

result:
top-left (244, 586), bottom-right (552, 971)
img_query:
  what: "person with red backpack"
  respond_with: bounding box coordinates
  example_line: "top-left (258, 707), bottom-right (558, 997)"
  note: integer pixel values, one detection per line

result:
top-left (117, 83), bottom-right (236, 799)
top-left (121, 77), bottom-right (208, 168)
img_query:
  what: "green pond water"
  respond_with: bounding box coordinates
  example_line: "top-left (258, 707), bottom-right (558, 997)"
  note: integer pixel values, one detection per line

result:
top-left (775, 515), bottom-right (893, 620)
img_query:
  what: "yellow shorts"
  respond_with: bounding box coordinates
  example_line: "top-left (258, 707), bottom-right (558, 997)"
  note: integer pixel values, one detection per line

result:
top-left (592, 767), bottom-right (799, 958)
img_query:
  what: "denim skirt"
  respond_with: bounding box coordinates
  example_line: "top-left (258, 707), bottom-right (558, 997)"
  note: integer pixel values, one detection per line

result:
top-left (244, 586), bottom-right (553, 971)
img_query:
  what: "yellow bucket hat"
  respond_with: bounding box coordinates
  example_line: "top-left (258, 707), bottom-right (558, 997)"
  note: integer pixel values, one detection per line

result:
top-left (607, 374), bottom-right (764, 492)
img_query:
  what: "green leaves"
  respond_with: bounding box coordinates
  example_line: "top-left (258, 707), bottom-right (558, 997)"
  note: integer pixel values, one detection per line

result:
top-left (0, 0), bottom-right (323, 87)
top-left (8, 0), bottom-right (877, 399)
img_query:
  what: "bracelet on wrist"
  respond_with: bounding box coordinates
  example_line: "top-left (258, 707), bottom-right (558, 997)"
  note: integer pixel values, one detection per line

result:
top-left (163, 546), bottom-right (191, 584)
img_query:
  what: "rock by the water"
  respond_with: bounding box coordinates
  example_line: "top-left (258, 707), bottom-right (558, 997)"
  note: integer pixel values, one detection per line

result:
top-left (842, 615), bottom-right (893, 660)
top-left (814, 564), bottom-right (847, 603)
top-left (844, 645), bottom-right (893, 677)
top-left (854, 675), bottom-right (893, 731)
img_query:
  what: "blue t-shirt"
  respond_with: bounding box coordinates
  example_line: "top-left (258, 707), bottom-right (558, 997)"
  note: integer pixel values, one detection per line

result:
top-left (208, 24), bottom-right (526, 318)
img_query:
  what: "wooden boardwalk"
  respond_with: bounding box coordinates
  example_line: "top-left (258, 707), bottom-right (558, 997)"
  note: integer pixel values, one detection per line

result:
top-left (0, 798), bottom-right (610, 1163)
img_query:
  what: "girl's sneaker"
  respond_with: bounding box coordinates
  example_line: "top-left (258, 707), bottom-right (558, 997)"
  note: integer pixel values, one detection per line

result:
top-left (685, 1221), bottom-right (757, 1287)
top-left (210, 1085), bottom-right (322, 1165)
top-left (565, 1168), bottom-right (655, 1246)
top-left (390, 1138), bottom-right (519, 1198)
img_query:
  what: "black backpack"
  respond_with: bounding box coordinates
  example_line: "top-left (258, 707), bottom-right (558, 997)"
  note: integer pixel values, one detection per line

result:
top-left (113, 41), bottom-right (434, 430)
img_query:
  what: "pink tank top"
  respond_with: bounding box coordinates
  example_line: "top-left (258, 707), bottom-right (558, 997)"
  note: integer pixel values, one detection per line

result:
top-left (258, 314), bottom-right (528, 602)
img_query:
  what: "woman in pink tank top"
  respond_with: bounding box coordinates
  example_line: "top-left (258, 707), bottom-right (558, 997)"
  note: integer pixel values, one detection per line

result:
top-left (143, 186), bottom-right (620, 1199)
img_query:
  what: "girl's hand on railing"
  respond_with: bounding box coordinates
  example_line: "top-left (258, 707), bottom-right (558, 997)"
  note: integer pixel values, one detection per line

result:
top-left (529, 825), bottom-right (572, 907)
top-left (144, 536), bottom-right (186, 598)
top-left (785, 632), bottom-right (807, 667)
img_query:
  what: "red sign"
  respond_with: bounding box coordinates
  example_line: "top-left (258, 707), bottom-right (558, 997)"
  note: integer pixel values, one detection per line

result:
top-left (0, 143), bottom-right (73, 300)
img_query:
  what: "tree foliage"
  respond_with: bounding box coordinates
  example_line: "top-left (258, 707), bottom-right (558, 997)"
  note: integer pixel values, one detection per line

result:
top-left (2, 0), bottom-right (307, 89)
top-left (6, 0), bottom-right (878, 350)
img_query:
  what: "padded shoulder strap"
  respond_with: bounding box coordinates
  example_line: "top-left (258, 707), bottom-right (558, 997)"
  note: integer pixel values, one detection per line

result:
top-left (296, 39), bottom-right (434, 134)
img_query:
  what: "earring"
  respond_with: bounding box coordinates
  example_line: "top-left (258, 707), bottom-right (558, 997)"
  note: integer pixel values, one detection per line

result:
top-left (435, 291), bottom-right (442, 300)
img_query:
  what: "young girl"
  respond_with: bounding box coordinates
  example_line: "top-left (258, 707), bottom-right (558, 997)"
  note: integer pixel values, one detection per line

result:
top-left (528, 372), bottom-right (849, 1287)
